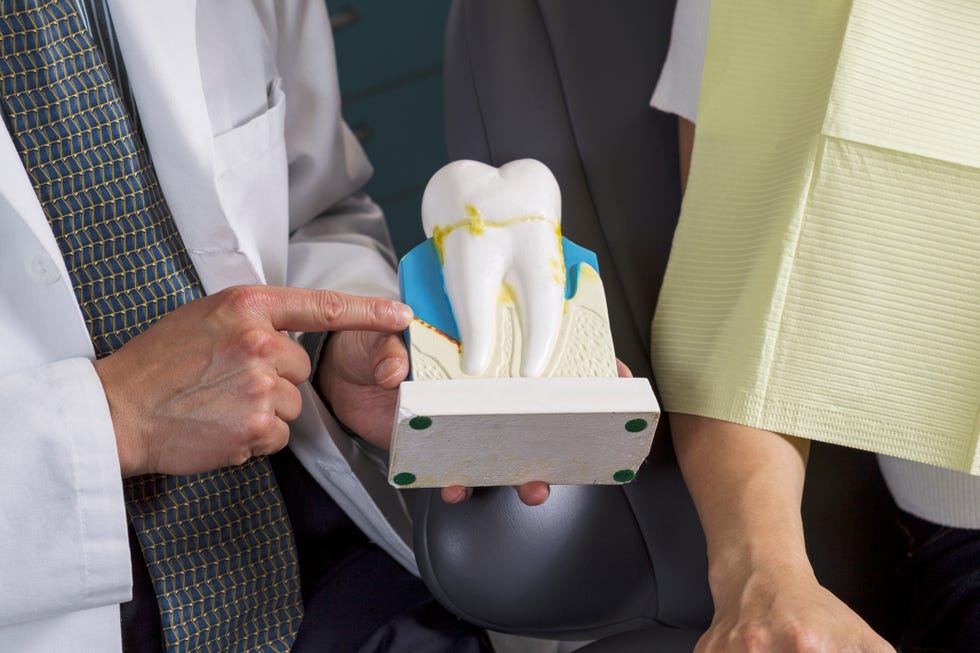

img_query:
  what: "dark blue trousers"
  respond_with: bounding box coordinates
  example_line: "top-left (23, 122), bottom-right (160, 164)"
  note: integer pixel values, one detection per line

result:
top-left (897, 510), bottom-right (980, 653)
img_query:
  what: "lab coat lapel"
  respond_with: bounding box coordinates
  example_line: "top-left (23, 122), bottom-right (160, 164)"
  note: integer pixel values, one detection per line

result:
top-left (0, 129), bottom-right (73, 280)
top-left (0, 124), bottom-right (97, 358)
top-left (106, 0), bottom-right (263, 292)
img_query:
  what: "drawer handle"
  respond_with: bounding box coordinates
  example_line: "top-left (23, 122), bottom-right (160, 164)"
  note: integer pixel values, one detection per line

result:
top-left (330, 6), bottom-right (360, 31)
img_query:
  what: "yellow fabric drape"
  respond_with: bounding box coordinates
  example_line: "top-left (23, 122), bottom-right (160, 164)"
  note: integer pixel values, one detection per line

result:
top-left (652, 0), bottom-right (980, 473)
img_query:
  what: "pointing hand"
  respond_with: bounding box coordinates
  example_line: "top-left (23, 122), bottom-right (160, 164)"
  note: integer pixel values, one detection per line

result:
top-left (94, 285), bottom-right (412, 476)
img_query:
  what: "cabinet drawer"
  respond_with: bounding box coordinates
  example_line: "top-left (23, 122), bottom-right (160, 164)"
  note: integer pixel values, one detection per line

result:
top-left (343, 73), bottom-right (448, 203)
top-left (330, 0), bottom-right (452, 98)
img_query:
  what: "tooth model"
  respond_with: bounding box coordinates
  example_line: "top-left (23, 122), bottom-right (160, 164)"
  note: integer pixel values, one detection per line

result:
top-left (388, 160), bottom-right (659, 489)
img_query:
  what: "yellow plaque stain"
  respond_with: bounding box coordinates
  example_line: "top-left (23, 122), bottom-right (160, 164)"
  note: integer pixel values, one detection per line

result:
top-left (430, 211), bottom-right (567, 284)
top-left (464, 204), bottom-right (486, 235)
top-left (554, 225), bottom-right (566, 282)
top-left (431, 224), bottom-right (450, 265)
top-left (499, 282), bottom-right (517, 304)
top-left (549, 255), bottom-right (564, 285)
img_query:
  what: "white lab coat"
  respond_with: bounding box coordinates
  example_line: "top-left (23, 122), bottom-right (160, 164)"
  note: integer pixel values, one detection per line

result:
top-left (0, 1), bottom-right (416, 650)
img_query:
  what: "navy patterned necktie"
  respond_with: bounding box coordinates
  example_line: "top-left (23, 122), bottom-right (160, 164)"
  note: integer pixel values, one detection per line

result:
top-left (0, 1), bottom-right (304, 650)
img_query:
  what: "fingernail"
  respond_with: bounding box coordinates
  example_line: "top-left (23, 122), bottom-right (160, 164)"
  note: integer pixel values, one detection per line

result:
top-left (375, 357), bottom-right (402, 384)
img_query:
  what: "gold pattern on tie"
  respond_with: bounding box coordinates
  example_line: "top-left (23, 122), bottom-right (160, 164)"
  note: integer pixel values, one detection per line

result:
top-left (0, 1), bottom-right (303, 650)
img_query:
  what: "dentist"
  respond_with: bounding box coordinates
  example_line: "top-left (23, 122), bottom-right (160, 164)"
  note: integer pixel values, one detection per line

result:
top-left (0, 1), bottom-right (487, 651)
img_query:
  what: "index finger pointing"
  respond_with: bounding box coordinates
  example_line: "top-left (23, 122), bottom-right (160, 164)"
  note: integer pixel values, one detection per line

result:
top-left (256, 287), bottom-right (413, 333)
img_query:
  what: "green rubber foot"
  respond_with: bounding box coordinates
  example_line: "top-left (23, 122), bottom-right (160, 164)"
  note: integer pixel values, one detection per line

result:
top-left (409, 416), bottom-right (432, 430)
top-left (624, 418), bottom-right (648, 433)
top-left (393, 472), bottom-right (417, 486)
top-left (613, 469), bottom-right (636, 483)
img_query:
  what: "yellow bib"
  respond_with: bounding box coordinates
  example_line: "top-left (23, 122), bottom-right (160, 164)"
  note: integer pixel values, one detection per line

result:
top-left (652, 0), bottom-right (980, 474)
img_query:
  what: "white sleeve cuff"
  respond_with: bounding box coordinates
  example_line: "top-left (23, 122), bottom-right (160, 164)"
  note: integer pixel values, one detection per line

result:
top-left (0, 358), bottom-right (130, 626)
top-left (651, 0), bottom-right (711, 124)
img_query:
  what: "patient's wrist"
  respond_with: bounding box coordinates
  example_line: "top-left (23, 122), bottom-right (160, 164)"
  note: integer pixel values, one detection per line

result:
top-left (707, 537), bottom-right (815, 599)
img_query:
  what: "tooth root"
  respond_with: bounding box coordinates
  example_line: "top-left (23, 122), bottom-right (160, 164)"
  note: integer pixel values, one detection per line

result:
top-left (441, 233), bottom-right (507, 376)
top-left (509, 240), bottom-right (565, 378)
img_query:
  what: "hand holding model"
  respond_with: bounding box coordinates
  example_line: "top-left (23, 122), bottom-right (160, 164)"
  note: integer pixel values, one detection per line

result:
top-left (388, 159), bottom-right (659, 498)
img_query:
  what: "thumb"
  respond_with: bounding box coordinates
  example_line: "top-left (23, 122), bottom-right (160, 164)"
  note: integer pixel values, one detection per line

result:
top-left (371, 333), bottom-right (410, 390)
top-left (616, 358), bottom-right (633, 378)
top-left (330, 330), bottom-right (408, 388)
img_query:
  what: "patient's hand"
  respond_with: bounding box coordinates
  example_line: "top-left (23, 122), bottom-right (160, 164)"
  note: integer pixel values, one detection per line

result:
top-left (696, 560), bottom-right (895, 653)
top-left (439, 359), bottom-right (634, 507)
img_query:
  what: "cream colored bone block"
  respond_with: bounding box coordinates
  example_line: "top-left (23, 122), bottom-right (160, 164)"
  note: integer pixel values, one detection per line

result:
top-left (388, 377), bottom-right (660, 487)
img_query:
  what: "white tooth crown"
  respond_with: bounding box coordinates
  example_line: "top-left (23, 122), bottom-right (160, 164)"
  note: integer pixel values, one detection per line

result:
top-left (420, 159), bottom-right (566, 377)
top-left (421, 159), bottom-right (561, 237)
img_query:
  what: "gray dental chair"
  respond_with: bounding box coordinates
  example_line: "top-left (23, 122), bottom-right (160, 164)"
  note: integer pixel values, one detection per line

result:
top-left (409, 1), bottom-right (906, 650)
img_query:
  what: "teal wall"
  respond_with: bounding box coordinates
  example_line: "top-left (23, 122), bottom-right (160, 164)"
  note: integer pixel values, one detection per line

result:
top-left (329, 1), bottom-right (453, 257)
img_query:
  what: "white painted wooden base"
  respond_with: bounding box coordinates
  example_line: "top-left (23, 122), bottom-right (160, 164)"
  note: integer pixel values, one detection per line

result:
top-left (387, 377), bottom-right (660, 488)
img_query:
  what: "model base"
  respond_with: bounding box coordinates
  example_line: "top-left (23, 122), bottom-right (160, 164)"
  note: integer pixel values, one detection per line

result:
top-left (387, 377), bottom-right (660, 488)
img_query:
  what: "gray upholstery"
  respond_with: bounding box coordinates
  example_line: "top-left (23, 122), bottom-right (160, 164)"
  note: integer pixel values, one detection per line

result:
top-left (410, 0), bottom-right (907, 650)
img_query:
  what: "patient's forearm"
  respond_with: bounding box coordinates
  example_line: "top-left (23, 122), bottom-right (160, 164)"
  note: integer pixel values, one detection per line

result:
top-left (671, 413), bottom-right (813, 593)
top-left (671, 115), bottom-right (814, 588)
top-left (667, 112), bottom-right (891, 653)
top-left (678, 117), bottom-right (696, 193)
